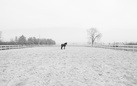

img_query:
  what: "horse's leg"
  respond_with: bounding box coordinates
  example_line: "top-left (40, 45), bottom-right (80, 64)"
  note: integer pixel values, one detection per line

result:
top-left (61, 45), bottom-right (62, 49)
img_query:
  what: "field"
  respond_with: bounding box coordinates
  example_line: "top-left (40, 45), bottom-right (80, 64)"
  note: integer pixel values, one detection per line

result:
top-left (0, 46), bottom-right (137, 86)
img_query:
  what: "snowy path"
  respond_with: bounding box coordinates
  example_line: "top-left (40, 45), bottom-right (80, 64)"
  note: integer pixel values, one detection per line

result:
top-left (0, 47), bottom-right (137, 86)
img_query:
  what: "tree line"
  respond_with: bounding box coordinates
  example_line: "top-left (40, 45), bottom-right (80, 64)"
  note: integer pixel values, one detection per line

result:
top-left (0, 35), bottom-right (56, 45)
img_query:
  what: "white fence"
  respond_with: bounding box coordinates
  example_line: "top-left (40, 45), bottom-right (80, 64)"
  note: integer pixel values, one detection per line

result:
top-left (1, 44), bottom-right (137, 52)
top-left (0, 45), bottom-right (55, 51)
top-left (0, 45), bottom-right (27, 50)
top-left (93, 44), bottom-right (137, 52)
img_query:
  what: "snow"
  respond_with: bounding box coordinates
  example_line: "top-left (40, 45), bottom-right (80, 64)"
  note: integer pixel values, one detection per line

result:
top-left (0, 47), bottom-right (137, 86)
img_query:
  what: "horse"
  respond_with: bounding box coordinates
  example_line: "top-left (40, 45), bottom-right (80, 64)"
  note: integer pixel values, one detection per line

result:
top-left (61, 42), bottom-right (67, 49)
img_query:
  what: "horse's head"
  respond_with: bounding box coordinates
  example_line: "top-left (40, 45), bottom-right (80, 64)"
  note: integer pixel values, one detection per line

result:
top-left (64, 42), bottom-right (67, 45)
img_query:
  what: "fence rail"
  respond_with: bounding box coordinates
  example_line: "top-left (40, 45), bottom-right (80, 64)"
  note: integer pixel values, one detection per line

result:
top-left (94, 44), bottom-right (137, 52)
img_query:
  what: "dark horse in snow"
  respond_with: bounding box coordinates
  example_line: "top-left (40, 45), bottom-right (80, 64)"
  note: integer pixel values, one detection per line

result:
top-left (61, 42), bottom-right (67, 49)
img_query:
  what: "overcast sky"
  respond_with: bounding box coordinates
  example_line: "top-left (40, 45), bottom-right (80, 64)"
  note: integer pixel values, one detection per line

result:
top-left (0, 0), bottom-right (137, 44)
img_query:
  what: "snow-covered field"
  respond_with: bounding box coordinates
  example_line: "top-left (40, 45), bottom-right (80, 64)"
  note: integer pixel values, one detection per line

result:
top-left (0, 46), bottom-right (137, 86)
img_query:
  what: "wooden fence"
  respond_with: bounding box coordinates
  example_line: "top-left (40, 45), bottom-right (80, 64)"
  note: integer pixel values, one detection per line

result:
top-left (93, 44), bottom-right (137, 52)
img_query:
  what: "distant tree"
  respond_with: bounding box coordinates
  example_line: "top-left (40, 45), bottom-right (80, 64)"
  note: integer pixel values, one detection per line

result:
top-left (87, 28), bottom-right (102, 46)
top-left (0, 34), bottom-right (56, 45)
top-left (125, 42), bottom-right (137, 45)
top-left (32, 37), bottom-right (39, 44)
top-left (27, 37), bottom-right (34, 45)
top-left (39, 38), bottom-right (56, 45)
top-left (18, 35), bottom-right (27, 45)
top-left (40, 39), bottom-right (47, 44)
top-left (47, 39), bottom-right (56, 45)
top-left (27, 37), bottom-right (56, 45)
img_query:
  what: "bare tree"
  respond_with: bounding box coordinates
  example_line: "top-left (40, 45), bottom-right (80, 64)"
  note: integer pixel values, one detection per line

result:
top-left (87, 28), bottom-right (102, 46)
